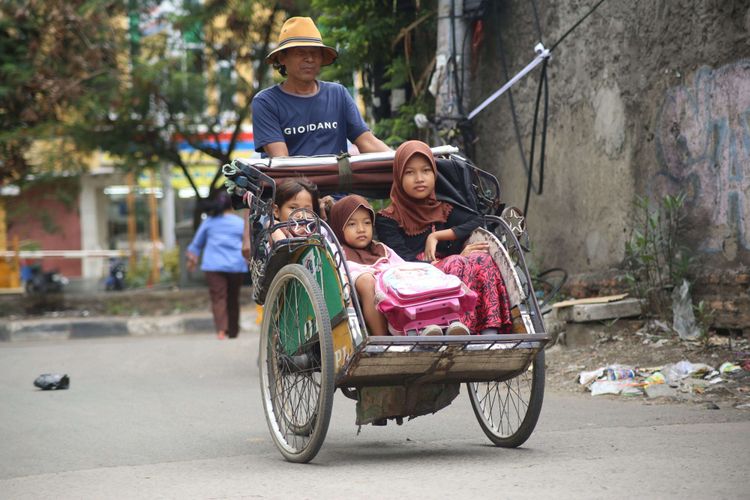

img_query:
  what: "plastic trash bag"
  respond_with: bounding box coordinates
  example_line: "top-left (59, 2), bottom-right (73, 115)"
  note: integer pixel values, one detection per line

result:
top-left (590, 380), bottom-right (631, 396)
top-left (33, 374), bottom-right (70, 390)
top-left (672, 280), bottom-right (701, 340)
top-left (579, 367), bottom-right (605, 385)
top-left (662, 360), bottom-right (713, 386)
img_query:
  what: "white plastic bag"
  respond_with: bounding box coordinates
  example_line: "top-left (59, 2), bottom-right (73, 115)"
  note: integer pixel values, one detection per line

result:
top-left (672, 280), bottom-right (700, 340)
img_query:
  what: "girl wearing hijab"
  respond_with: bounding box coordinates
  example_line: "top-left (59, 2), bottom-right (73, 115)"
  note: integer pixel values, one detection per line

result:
top-left (329, 195), bottom-right (405, 336)
top-left (375, 140), bottom-right (513, 334)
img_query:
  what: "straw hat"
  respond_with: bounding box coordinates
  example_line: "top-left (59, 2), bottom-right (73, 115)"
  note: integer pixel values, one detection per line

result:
top-left (265, 17), bottom-right (338, 66)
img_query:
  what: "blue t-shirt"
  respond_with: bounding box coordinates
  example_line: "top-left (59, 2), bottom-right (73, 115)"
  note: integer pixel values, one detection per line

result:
top-left (187, 213), bottom-right (247, 273)
top-left (251, 81), bottom-right (369, 156)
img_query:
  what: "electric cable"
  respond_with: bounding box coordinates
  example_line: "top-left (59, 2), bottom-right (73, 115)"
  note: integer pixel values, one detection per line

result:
top-left (549, 0), bottom-right (606, 52)
top-left (524, 59), bottom-right (548, 216)
top-left (496, 22), bottom-right (532, 188)
top-left (530, 0), bottom-right (544, 43)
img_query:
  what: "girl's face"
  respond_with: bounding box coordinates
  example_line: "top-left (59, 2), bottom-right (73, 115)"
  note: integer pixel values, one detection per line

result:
top-left (400, 155), bottom-right (435, 200)
top-left (342, 207), bottom-right (373, 249)
top-left (275, 190), bottom-right (314, 221)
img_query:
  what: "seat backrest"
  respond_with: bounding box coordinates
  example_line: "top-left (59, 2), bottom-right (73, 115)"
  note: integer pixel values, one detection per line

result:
top-left (435, 156), bottom-right (502, 217)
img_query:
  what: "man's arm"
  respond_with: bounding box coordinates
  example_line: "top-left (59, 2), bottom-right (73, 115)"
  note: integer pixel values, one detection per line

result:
top-left (263, 142), bottom-right (289, 157)
top-left (353, 131), bottom-right (391, 153)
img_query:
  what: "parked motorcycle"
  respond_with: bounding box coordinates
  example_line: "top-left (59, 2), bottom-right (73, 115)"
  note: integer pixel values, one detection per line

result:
top-left (105, 258), bottom-right (126, 291)
top-left (23, 264), bottom-right (69, 294)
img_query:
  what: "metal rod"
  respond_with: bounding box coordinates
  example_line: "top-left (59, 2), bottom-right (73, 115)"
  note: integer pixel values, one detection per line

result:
top-left (467, 43), bottom-right (550, 121)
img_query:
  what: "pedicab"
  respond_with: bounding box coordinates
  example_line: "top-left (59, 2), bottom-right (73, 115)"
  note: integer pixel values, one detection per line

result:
top-left (223, 146), bottom-right (549, 463)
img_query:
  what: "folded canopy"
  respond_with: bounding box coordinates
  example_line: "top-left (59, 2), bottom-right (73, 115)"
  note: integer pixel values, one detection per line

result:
top-left (227, 145), bottom-right (501, 216)
top-left (232, 146), bottom-right (459, 199)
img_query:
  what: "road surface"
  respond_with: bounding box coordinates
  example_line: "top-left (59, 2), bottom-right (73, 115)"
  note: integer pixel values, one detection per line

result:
top-left (1, 334), bottom-right (747, 499)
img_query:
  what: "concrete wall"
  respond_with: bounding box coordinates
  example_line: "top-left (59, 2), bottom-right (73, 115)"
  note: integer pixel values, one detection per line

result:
top-left (472, 0), bottom-right (750, 274)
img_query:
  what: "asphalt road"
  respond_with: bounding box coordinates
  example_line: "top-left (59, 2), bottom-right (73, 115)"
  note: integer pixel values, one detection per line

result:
top-left (1, 333), bottom-right (748, 499)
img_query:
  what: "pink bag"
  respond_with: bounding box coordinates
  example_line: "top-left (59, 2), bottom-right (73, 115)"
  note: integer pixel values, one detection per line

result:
top-left (375, 262), bottom-right (477, 335)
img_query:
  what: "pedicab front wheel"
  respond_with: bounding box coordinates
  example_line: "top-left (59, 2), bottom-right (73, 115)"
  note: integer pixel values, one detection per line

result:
top-left (467, 349), bottom-right (545, 448)
top-left (259, 264), bottom-right (335, 463)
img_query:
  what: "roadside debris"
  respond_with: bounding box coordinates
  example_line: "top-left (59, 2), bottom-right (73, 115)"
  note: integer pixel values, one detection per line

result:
top-left (719, 362), bottom-right (741, 374)
top-left (578, 359), bottom-right (749, 401)
top-left (33, 373), bottom-right (70, 390)
top-left (671, 280), bottom-right (701, 340)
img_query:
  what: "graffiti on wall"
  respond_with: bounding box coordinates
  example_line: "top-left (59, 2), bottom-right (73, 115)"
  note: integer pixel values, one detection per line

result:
top-left (656, 60), bottom-right (750, 255)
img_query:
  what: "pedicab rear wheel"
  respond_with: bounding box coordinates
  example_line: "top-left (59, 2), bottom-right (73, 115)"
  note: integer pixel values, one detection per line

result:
top-left (259, 264), bottom-right (334, 463)
top-left (467, 349), bottom-right (545, 448)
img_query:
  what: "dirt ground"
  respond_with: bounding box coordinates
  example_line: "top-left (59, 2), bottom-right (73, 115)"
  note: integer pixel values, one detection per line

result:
top-left (544, 318), bottom-right (750, 411)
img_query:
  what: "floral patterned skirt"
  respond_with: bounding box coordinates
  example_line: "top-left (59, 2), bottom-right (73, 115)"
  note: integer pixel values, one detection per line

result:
top-left (435, 252), bottom-right (513, 333)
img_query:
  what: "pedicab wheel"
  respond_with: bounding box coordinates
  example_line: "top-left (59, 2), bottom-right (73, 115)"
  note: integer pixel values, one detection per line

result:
top-left (467, 349), bottom-right (545, 448)
top-left (259, 264), bottom-right (334, 463)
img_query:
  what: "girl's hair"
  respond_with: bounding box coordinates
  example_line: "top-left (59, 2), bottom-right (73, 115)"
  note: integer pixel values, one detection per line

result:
top-left (274, 177), bottom-right (320, 216)
top-left (206, 191), bottom-right (232, 217)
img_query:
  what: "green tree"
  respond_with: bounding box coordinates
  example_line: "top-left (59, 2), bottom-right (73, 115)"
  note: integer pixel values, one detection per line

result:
top-left (70, 0), bottom-right (301, 201)
top-left (0, 0), bottom-right (122, 185)
top-left (311, 0), bottom-right (437, 146)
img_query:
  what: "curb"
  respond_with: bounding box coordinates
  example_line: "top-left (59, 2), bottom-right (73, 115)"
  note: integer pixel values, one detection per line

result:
top-left (0, 310), bottom-right (259, 342)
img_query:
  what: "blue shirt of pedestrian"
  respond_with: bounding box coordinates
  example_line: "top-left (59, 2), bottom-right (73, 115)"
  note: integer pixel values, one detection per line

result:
top-left (187, 213), bottom-right (247, 273)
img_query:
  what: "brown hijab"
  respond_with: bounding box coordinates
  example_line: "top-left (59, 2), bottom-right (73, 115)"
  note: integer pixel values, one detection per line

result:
top-left (329, 194), bottom-right (387, 265)
top-left (379, 140), bottom-right (452, 235)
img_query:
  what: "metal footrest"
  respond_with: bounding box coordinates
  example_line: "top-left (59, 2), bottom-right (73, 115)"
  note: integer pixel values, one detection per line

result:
top-left (336, 333), bottom-right (549, 387)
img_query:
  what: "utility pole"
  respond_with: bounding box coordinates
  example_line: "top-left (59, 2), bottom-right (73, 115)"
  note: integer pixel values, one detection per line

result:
top-left (160, 163), bottom-right (176, 250)
top-left (435, 0), bottom-right (470, 129)
top-left (148, 169), bottom-right (161, 286)
top-left (126, 172), bottom-right (137, 271)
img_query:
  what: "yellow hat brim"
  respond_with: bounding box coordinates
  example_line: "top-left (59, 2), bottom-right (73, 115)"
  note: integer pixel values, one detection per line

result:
top-left (265, 43), bottom-right (338, 67)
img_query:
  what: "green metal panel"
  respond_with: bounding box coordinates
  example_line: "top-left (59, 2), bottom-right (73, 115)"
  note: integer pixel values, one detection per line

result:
top-left (278, 277), bottom-right (316, 356)
top-left (277, 245), bottom-right (346, 356)
top-left (298, 246), bottom-right (345, 321)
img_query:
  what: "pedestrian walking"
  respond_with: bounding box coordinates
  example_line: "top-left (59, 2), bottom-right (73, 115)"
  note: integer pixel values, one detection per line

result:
top-left (186, 192), bottom-right (247, 339)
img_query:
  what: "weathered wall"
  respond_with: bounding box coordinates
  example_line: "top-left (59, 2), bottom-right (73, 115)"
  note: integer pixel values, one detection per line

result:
top-left (472, 0), bottom-right (750, 275)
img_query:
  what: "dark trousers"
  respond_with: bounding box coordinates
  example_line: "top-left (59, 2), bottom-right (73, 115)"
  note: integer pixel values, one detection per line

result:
top-left (204, 271), bottom-right (244, 338)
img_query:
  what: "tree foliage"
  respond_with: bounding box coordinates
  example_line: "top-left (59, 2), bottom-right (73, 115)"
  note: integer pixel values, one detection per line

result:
top-left (312, 0), bottom-right (437, 146)
top-left (70, 0), bottom-right (295, 198)
top-left (0, 0), bottom-right (121, 185)
top-left (1, 0), bottom-right (439, 189)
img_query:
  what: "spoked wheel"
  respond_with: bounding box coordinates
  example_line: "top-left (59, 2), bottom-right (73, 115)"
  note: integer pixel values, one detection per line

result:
top-left (259, 264), bottom-right (334, 463)
top-left (467, 350), bottom-right (545, 448)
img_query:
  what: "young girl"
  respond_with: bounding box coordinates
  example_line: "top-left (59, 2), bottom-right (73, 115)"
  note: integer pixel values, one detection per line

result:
top-left (328, 195), bottom-right (405, 336)
top-left (271, 177), bottom-right (320, 241)
top-left (376, 140), bottom-right (513, 334)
